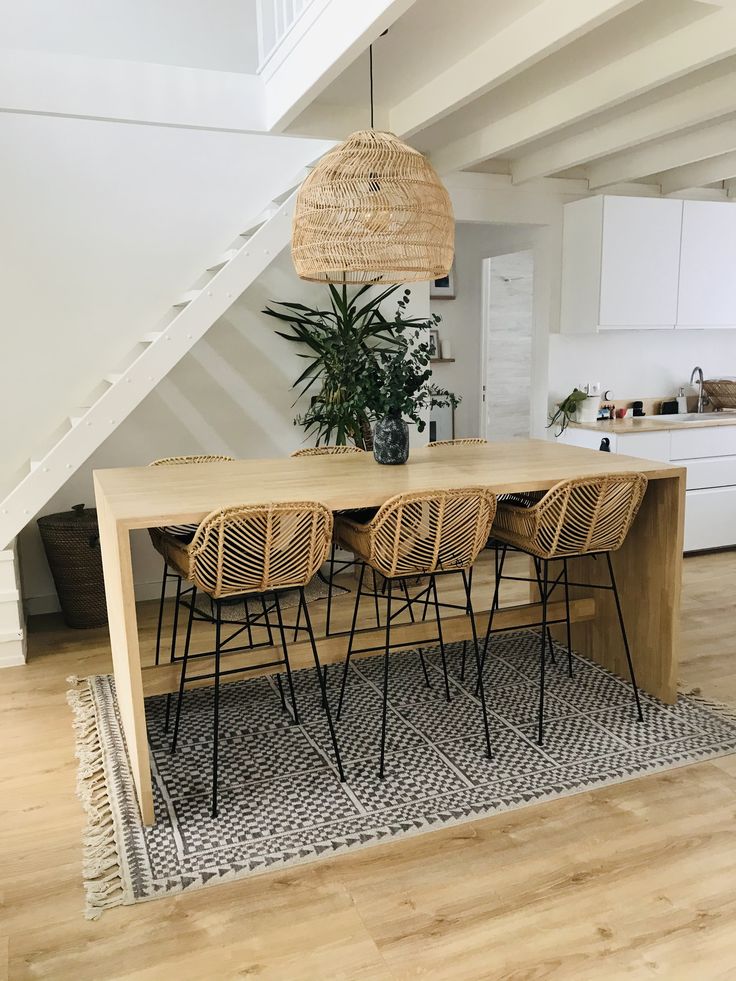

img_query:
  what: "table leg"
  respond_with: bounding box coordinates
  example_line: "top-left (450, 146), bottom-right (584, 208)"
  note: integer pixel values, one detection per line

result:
top-left (94, 480), bottom-right (155, 824)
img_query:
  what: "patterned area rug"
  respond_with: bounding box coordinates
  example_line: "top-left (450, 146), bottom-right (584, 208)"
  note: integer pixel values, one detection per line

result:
top-left (68, 631), bottom-right (736, 918)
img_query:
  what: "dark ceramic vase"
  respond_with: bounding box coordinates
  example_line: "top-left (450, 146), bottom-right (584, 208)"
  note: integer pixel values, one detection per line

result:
top-left (373, 415), bottom-right (409, 465)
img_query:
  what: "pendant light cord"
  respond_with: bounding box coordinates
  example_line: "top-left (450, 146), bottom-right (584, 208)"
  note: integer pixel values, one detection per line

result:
top-left (369, 44), bottom-right (374, 129)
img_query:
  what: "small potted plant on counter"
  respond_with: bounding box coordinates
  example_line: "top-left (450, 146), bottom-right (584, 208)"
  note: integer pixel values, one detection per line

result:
top-left (547, 388), bottom-right (589, 437)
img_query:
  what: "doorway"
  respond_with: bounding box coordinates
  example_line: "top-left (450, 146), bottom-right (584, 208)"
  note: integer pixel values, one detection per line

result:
top-left (480, 250), bottom-right (534, 440)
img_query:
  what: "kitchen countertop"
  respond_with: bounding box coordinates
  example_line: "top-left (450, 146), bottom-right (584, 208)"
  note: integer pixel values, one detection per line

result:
top-left (571, 412), bottom-right (736, 433)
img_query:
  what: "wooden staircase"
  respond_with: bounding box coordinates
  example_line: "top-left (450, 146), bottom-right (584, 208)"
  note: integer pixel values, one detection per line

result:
top-left (0, 172), bottom-right (307, 552)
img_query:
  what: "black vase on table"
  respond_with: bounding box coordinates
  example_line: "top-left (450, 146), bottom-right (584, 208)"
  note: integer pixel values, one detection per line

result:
top-left (373, 415), bottom-right (409, 465)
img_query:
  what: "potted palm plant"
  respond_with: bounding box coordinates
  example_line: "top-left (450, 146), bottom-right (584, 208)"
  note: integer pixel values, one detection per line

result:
top-left (264, 285), bottom-right (458, 460)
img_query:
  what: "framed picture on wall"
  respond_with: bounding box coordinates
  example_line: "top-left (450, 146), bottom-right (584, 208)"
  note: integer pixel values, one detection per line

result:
top-left (430, 264), bottom-right (455, 299)
top-left (428, 329), bottom-right (440, 358)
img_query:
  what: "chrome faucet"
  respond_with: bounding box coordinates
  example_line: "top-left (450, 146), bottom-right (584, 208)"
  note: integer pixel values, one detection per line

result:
top-left (690, 365), bottom-right (708, 413)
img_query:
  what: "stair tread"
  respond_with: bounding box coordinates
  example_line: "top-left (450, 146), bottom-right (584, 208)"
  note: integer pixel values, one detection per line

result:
top-left (173, 289), bottom-right (202, 306)
top-left (207, 249), bottom-right (238, 270)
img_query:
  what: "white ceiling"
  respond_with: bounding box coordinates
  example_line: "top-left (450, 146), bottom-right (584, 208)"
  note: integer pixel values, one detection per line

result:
top-left (290, 0), bottom-right (736, 194)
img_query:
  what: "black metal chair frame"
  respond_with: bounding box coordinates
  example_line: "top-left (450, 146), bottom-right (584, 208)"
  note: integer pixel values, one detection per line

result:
top-left (169, 583), bottom-right (345, 818)
top-left (336, 564), bottom-right (493, 779)
top-left (481, 541), bottom-right (644, 747)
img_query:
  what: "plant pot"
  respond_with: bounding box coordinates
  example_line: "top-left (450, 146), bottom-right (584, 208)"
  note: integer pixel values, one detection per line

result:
top-left (373, 415), bottom-right (409, 465)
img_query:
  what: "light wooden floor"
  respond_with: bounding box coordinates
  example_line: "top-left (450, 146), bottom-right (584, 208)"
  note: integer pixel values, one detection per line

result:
top-left (2, 551), bottom-right (736, 981)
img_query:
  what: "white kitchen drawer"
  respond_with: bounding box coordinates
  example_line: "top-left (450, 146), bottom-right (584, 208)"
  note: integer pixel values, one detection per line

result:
top-left (684, 456), bottom-right (736, 490)
top-left (685, 486), bottom-right (736, 551)
top-left (615, 431), bottom-right (671, 461)
top-left (670, 426), bottom-right (736, 460)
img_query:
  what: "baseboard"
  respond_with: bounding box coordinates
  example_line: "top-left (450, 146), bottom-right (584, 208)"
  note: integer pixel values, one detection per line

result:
top-left (24, 578), bottom-right (170, 618)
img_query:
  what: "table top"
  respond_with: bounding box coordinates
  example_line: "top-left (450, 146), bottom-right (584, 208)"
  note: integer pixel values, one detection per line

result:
top-left (93, 439), bottom-right (682, 529)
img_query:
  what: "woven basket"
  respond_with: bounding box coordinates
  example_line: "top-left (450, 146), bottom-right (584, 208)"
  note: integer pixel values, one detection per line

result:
top-left (292, 130), bottom-right (454, 284)
top-left (37, 504), bottom-right (107, 628)
top-left (703, 379), bottom-right (736, 410)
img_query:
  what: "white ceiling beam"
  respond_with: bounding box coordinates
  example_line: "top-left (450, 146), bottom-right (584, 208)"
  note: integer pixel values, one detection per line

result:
top-left (430, 7), bottom-right (736, 175)
top-left (658, 150), bottom-right (736, 194)
top-left (389, 0), bottom-right (645, 139)
top-left (263, 0), bottom-right (419, 132)
top-left (512, 71), bottom-right (736, 184)
top-left (587, 118), bottom-right (736, 189)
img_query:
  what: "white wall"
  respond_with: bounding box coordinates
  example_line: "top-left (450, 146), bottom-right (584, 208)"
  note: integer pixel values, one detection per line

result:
top-left (18, 252), bottom-right (429, 612)
top-left (4, 0), bottom-right (259, 73)
top-left (0, 112), bottom-right (329, 489)
top-left (549, 329), bottom-right (736, 404)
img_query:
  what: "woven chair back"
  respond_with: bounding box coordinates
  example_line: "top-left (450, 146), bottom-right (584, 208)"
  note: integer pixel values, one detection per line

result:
top-left (291, 445), bottom-right (365, 457)
top-left (367, 488), bottom-right (496, 578)
top-left (187, 502), bottom-right (333, 598)
top-left (504, 473), bottom-right (648, 558)
top-left (428, 439), bottom-right (487, 448)
top-left (149, 455), bottom-right (234, 539)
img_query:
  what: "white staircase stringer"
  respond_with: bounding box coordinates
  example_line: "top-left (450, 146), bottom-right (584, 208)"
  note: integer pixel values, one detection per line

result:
top-left (0, 191), bottom-right (298, 551)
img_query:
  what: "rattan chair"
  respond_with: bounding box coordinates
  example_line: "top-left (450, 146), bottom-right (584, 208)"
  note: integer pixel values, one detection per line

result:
top-left (428, 438), bottom-right (487, 448)
top-left (168, 501), bottom-right (345, 817)
top-left (486, 472), bottom-right (648, 746)
top-left (291, 445), bottom-right (368, 636)
top-left (335, 488), bottom-right (497, 777)
top-left (148, 456), bottom-right (234, 669)
top-left (291, 445), bottom-right (365, 457)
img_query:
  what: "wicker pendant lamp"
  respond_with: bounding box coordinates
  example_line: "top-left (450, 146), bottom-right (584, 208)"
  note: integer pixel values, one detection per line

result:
top-left (291, 43), bottom-right (454, 284)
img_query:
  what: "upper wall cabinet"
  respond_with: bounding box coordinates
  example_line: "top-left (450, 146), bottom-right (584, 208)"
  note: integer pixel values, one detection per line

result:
top-left (677, 201), bottom-right (736, 328)
top-left (560, 196), bottom-right (683, 333)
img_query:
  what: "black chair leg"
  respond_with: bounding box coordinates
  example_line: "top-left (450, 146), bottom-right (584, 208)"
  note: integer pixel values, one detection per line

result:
top-left (477, 544), bottom-right (507, 695)
top-left (459, 568), bottom-right (472, 681)
top-left (171, 590), bottom-right (194, 753)
top-left (563, 558), bottom-right (573, 678)
top-left (417, 648), bottom-right (432, 689)
top-left (211, 600), bottom-right (222, 818)
top-left (325, 541), bottom-right (336, 637)
top-left (538, 559), bottom-right (548, 746)
top-left (154, 561), bottom-right (168, 666)
top-left (533, 557), bottom-right (555, 665)
top-left (337, 562), bottom-right (365, 720)
top-left (401, 579), bottom-right (416, 623)
top-left (483, 544), bottom-right (507, 660)
top-left (431, 574), bottom-right (452, 702)
top-left (371, 568), bottom-right (381, 628)
top-left (605, 553), bottom-right (644, 722)
top-left (300, 588), bottom-right (345, 781)
top-left (169, 574), bottom-right (182, 663)
top-left (379, 578), bottom-right (393, 779)
top-left (273, 591), bottom-right (299, 724)
top-left (462, 570), bottom-right (492, 759)
top-left (165, 585), bottom-right (196, 733)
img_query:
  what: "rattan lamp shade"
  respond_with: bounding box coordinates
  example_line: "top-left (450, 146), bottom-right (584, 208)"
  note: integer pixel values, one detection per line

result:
top-left (291, 130), bottom-right (454, 284)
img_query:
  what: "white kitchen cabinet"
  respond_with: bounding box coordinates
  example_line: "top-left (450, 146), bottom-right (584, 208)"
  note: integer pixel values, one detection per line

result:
top-left (677, 200), bottom-right (736, 328)
top-left (560, 196), bottom-right (683, 333)
top-left (684, 487), bottom-right (736, 551)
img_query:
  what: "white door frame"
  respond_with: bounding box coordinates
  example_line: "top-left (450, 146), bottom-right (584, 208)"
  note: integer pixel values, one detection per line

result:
top-left (479, 256), bottom-right (492, 438)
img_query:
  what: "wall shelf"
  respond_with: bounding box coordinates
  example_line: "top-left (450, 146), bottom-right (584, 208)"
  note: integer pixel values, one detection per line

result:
top-left (430, 357), bottom-right (455, 363)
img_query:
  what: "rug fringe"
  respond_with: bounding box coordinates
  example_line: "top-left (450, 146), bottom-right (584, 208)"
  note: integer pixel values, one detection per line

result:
top-left (679, 686), bottom-right (736, 723)
top-left (66, 675), bottom-right (125, 920)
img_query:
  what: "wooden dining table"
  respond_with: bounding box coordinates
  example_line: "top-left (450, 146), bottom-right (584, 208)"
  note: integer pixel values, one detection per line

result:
top-left (93, 439), bottom-right (685, 825)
